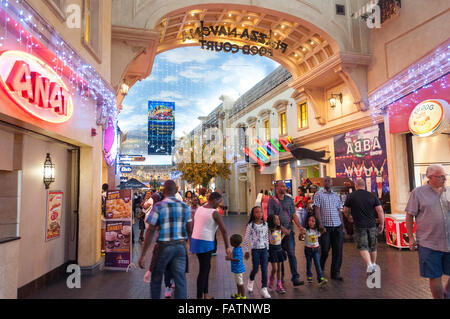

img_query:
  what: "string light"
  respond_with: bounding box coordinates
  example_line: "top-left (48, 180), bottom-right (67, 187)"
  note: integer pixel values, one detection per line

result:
top-left (0, 0), bottom-right (117, 128)
top-left (369, 42), bottom-right (450, 120)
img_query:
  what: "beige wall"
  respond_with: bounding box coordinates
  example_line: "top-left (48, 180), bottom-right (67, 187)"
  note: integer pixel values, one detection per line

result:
top-left (26, 0), bottom-right (113, 84)
top-left (17, 135), bottom-right (71, 287)
top-left (412, 134), bottom-right (450, 164)
top-left (0, 240), bottom-right (20, 299)
top-left (367, 0), bottom-right (450, 92)
top-left (0, 131), bottom-right (14, 171)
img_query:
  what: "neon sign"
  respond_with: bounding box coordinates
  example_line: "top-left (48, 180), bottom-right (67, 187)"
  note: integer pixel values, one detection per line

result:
top-left (244, 136), bottom-right (293, 172)
top-left (0, 51), bottom-right (74, 123)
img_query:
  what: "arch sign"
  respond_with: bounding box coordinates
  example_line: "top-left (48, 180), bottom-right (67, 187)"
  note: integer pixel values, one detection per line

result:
top-left (408, 99), bottom-right (450, 137)
top-left (0, 50), bottom-right (74, 123)
top-left (182, 21), bottom-right (288, 57)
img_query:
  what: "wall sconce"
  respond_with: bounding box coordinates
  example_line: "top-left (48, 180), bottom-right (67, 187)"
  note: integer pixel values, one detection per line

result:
top-left (120, 83), bottom-right (130, 95)
top-left (43, 153), bottom-right (55, 189)
top-left (329, 93), bottom-right (343, 108)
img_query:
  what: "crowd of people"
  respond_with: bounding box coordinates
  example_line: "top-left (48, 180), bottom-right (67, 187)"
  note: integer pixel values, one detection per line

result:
top-left (135, 163), bottom-right (449, 300)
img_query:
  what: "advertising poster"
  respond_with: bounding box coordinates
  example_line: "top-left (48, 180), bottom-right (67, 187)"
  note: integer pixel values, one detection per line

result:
top-left (105, 190), bottom-right (133, 270)
top-left (105, 220), bottom-right (132, 269)
top-left (105, 190), bottom-right (132, 220)
top-left (148, 101), bottom-right (175, 155)
top-left (334, 123), bottom-right (390, 210)
top-left (46, 191), bottom-right (63, 241)
top-left (385, 217), bottom-right (398, 247)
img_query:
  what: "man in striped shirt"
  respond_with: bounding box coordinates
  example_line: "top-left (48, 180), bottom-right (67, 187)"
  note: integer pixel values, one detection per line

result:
top-left (314, 176), bottom-right (345, 281)
top-left (139, 180), bottom-right (192, 299)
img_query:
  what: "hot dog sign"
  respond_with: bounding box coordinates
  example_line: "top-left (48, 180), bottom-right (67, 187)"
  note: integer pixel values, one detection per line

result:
top-left (0, 50), bottom-right (74, 123)
top-left (409, 99), bottom-right (450, 137)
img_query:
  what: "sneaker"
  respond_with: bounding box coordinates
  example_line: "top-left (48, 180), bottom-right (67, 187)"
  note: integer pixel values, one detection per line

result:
top-left (307, 277), bottom-right (313, 283)
top-left (275, 284), bottom-right (286, 294)
top-left (372, 264), bottom-right (378, 273)
top-left (319, 277), bottom-right (328, 286)
top-left (164, 286), bottom-right (172, 298)
top-left (366, 264), bottom-right (374, 273)
top-left (293, 279), bottom-right (305, 286)
top-left (268, 275), bottom-right (274, 289)
top-left (247, 280), bottom-right (254, 293)
top-left (260, 287), bottom-right (271, 299)
top-left (231, 293), bottom-right (239, 299)
top-left (237, 295), bottom-right (247, 299)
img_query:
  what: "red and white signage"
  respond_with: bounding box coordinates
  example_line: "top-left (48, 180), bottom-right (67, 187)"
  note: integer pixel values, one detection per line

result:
top-left (0, 50), bottom-right (73, 123)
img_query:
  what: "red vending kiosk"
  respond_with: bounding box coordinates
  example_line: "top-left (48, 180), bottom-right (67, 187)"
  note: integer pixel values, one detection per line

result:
top-left (385, 214), bottom-right (417, 249)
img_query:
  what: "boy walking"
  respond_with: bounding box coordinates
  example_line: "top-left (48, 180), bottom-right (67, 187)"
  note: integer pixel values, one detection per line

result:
top-left (228, 234), bottom-right (246, 299)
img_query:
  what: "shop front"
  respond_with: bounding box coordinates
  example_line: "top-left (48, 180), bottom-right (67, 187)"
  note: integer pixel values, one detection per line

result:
top-left (388, 74), bottom-right (450, 191)
top-left (0, 3), bottom-right (115, 298)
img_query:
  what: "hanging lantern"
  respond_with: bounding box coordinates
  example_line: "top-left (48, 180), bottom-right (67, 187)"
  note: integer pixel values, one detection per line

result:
top-left (43, 153), bottom-right (55, 189)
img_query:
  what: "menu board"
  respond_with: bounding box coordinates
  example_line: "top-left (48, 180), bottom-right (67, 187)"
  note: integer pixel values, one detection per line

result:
top-left (105, 190), bottom-right (133, 270)
top-left (105, 220), bottom-right (132, 269)
top-left (46, 191), bottom-right (63, 241)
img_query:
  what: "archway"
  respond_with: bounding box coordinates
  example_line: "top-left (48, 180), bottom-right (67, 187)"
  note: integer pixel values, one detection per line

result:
top-left (112, 1), bottom-right (372, 120)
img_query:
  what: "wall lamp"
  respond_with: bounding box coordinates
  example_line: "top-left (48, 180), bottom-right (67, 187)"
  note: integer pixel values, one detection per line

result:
top-left (43, 153), bottom-right (55, 189)
top-left (329, 93), bottom-right (343, 108)
top-left (120, 82), bottom-right (130, 95)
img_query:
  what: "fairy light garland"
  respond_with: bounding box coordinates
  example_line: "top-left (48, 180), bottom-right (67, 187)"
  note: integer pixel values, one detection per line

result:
top-left (369, 41), bottom-right (450, 119)
top-left (0, 0), bottom-right (117, 128)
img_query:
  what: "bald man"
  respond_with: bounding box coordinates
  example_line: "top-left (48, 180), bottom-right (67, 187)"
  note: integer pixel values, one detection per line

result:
top-left (344, 179), bottom-right (384, 275)
top-left (405, 164), bottom-right (449, 299)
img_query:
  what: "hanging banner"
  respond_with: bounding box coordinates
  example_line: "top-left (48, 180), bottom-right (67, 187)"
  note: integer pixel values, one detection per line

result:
top-left (105, 189), bottom-right (133, 270)
top-left (45, 191), bottom-right (63, 241)
top-left (148, 101), bottom-right (175, 155)
top-left (334, 123), bottom-right (390, 207)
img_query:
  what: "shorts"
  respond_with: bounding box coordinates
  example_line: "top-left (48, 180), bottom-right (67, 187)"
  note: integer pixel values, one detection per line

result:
top-left (268, 244), bottom-right (286, 263)
top-left (234, 273), bottom-right (244, 285)
top-left (354, 227), bottom-right (377, 252)
top-left (418, 246), bottom-right (450, 279)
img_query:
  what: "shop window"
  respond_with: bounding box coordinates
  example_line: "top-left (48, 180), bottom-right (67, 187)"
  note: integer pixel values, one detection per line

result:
top-left (45, 0), bottom-right (66, 20)
top-left (250, 126), bottom-right (256, 145)
top-left (298, 102), bottom-right (308, 129)
top-left (279, 112), bottom-right (287, 136)
top-left (83, 0), bottom-right (102, 61)
top-left (263, 120), bottom-right (270, 140)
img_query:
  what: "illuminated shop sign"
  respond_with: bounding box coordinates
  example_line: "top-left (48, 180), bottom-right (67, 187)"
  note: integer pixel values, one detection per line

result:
top-left (120, 166), bottom-right (133, 173)
top-left (0, 51), bottom-right (74, 123)
top-left (408, 99), bottom-right (450, 137)
top-left (244, 136), bottom-right (293, 171)
top-left (182, 21), bottom-right (288, 57)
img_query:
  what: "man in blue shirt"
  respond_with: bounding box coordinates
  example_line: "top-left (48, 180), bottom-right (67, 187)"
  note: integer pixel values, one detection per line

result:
top-left (139, 180), bottom-right (192, 299)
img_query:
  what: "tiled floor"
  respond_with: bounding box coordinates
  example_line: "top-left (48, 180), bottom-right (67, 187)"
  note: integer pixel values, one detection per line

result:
top-left (27, 215), bottom-right (436, 299)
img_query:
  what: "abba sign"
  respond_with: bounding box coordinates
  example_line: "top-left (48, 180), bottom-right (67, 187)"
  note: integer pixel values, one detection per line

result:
top-left (0, 51), bottom-right (74, 123)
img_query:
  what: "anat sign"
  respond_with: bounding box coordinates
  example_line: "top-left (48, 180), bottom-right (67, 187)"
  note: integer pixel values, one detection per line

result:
top-left (0, 51), bottom-right (73, 123)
